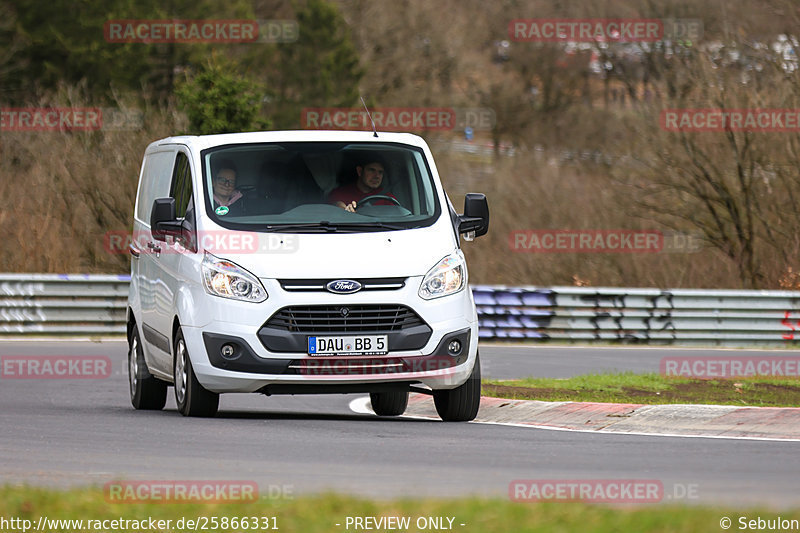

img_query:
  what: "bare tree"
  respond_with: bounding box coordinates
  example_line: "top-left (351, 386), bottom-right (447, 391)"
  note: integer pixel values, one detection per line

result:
top-left (620, 37), bottom-right (800, 288)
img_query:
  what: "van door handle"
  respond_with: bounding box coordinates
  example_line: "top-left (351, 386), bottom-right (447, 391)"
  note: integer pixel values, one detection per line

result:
top-left (129, 244), bottom-right (141, 258)
top-left (147, 242), bottom-right (162, 254)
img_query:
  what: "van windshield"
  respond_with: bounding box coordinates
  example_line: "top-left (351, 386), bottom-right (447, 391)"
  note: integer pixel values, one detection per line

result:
top-left (201, 142), bottom-right (440, 232)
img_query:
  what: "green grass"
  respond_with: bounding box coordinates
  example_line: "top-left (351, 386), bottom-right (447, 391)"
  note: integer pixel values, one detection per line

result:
top-left (0, 485), bottom-right (795, 533)
top-left (482, 372), bottom-right (800, 407)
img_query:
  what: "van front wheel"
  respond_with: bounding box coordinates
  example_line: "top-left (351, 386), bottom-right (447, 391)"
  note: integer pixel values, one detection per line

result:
top-left (433, 352), bottom-right (481, 422)
top-left (128, 328), bottom-right (167, 410)
top-left (174, 329), bottom-right (219, 417)
top-left (369, 391), bottom-right (409, 416)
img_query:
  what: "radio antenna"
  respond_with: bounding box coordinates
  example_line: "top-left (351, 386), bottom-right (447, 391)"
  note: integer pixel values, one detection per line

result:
top-left (360, 96), bottom-right (378, 137)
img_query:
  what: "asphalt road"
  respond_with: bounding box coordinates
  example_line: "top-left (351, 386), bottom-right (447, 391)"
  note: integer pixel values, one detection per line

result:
top-left (1, 340), bottom-right (799, 508)
top-left (479, 344), bottom-right (800, 378)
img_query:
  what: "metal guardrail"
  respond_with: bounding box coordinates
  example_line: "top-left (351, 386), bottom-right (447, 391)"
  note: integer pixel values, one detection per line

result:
top-left (474, 286), bottom-right (800, 345)
top-left (3, 274), bottom-right (800, 346)
top-left (0, 274), bottom-right (129, 335)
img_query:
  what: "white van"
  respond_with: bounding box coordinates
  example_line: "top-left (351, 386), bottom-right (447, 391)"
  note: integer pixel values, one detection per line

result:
top-left (126, 130), bottom-right (489, 421)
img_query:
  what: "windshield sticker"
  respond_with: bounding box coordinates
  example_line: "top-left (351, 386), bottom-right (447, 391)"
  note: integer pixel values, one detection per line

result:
top-left (215, 206), bottom-right (229, 216)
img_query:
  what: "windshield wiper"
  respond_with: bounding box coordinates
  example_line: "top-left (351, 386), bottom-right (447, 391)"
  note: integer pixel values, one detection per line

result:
top-left (328, 222), bottom-right (406, 231)
top-left (262, 221), bottom-right (404, 233)
top-left (263, 222), bottom-right (341, 233)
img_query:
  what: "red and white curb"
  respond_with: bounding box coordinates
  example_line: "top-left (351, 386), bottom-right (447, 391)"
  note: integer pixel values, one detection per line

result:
top-left (350, 394), bottom-right (800, 442)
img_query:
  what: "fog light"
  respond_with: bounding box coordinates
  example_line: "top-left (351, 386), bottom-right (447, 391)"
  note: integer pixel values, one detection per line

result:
top-left (448, 340), bottom-right (462, 356)
top-left (221, 343), bottom-right (236, 359)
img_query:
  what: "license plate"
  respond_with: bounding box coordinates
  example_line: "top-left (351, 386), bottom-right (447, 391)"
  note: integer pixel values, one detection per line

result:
top-left (307, 335), bottom-right (388, 356)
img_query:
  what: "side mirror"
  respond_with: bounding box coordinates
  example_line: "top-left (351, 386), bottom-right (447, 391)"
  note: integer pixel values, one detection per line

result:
top-left (150, 198), bottom-right (182, 242)
top-left (457, 193), bottom-right (489, 240)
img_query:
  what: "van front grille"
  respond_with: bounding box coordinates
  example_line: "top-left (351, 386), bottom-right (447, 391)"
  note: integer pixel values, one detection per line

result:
top-left (265, 305), bottom-right (424, 334)
top-left (279, 278), bottom-right (406, 292)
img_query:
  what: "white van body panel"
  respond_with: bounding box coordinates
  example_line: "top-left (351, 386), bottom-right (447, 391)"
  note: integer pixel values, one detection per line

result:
top-left (195, 225), bottom-right (456, 280)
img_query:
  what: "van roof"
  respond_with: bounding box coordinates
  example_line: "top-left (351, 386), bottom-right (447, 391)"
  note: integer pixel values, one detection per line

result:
top-left (149, 130), bottom-right (429, 152)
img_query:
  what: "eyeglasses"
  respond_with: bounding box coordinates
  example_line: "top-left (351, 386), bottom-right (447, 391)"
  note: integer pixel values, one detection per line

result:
top-left (215, 176), bottom-right (235, 186)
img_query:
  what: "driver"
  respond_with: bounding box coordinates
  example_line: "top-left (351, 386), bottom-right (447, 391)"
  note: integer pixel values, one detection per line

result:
top-left (328, 157), bottom-right (397, 212)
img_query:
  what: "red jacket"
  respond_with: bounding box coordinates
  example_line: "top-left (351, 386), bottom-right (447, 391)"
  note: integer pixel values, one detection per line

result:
top-left (327, 182), bottom-right (397, 206)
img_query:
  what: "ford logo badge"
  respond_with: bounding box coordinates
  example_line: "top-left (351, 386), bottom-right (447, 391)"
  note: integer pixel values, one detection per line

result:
top-left (326, 280), bottom-right (362, 294)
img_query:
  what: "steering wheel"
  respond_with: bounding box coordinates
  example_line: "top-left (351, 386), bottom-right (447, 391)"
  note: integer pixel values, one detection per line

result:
top-left (356, 194), bottom-right (402, 208)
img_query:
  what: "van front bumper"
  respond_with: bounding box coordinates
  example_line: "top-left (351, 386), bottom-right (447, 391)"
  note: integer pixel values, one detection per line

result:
top-left (184, 326), bottom-right (474, 393)
top-left (179, 278), bottom-right (479, 393)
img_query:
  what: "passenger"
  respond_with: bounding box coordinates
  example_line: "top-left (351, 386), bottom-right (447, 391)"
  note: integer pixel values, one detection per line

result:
top-left (211, 159), bottom-right (245, 215)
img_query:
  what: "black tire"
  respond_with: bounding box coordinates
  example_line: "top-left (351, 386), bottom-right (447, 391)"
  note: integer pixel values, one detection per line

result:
top-left (369, 391), bottom-right (409, 416)
top-left (433, 352), bottom-right (481, 422)
top-left (174, 328), bottom-right (219, 417)
top-left (128, 327), bottom-right (168, 410)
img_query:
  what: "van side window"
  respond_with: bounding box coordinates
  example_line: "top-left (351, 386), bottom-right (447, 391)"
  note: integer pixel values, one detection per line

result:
top-left (171, 152), bottom-right (193, 219)
top-left (135, 151), bottom-right (173, 223)
top-left (168, 152), bottom-right (197, 251)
